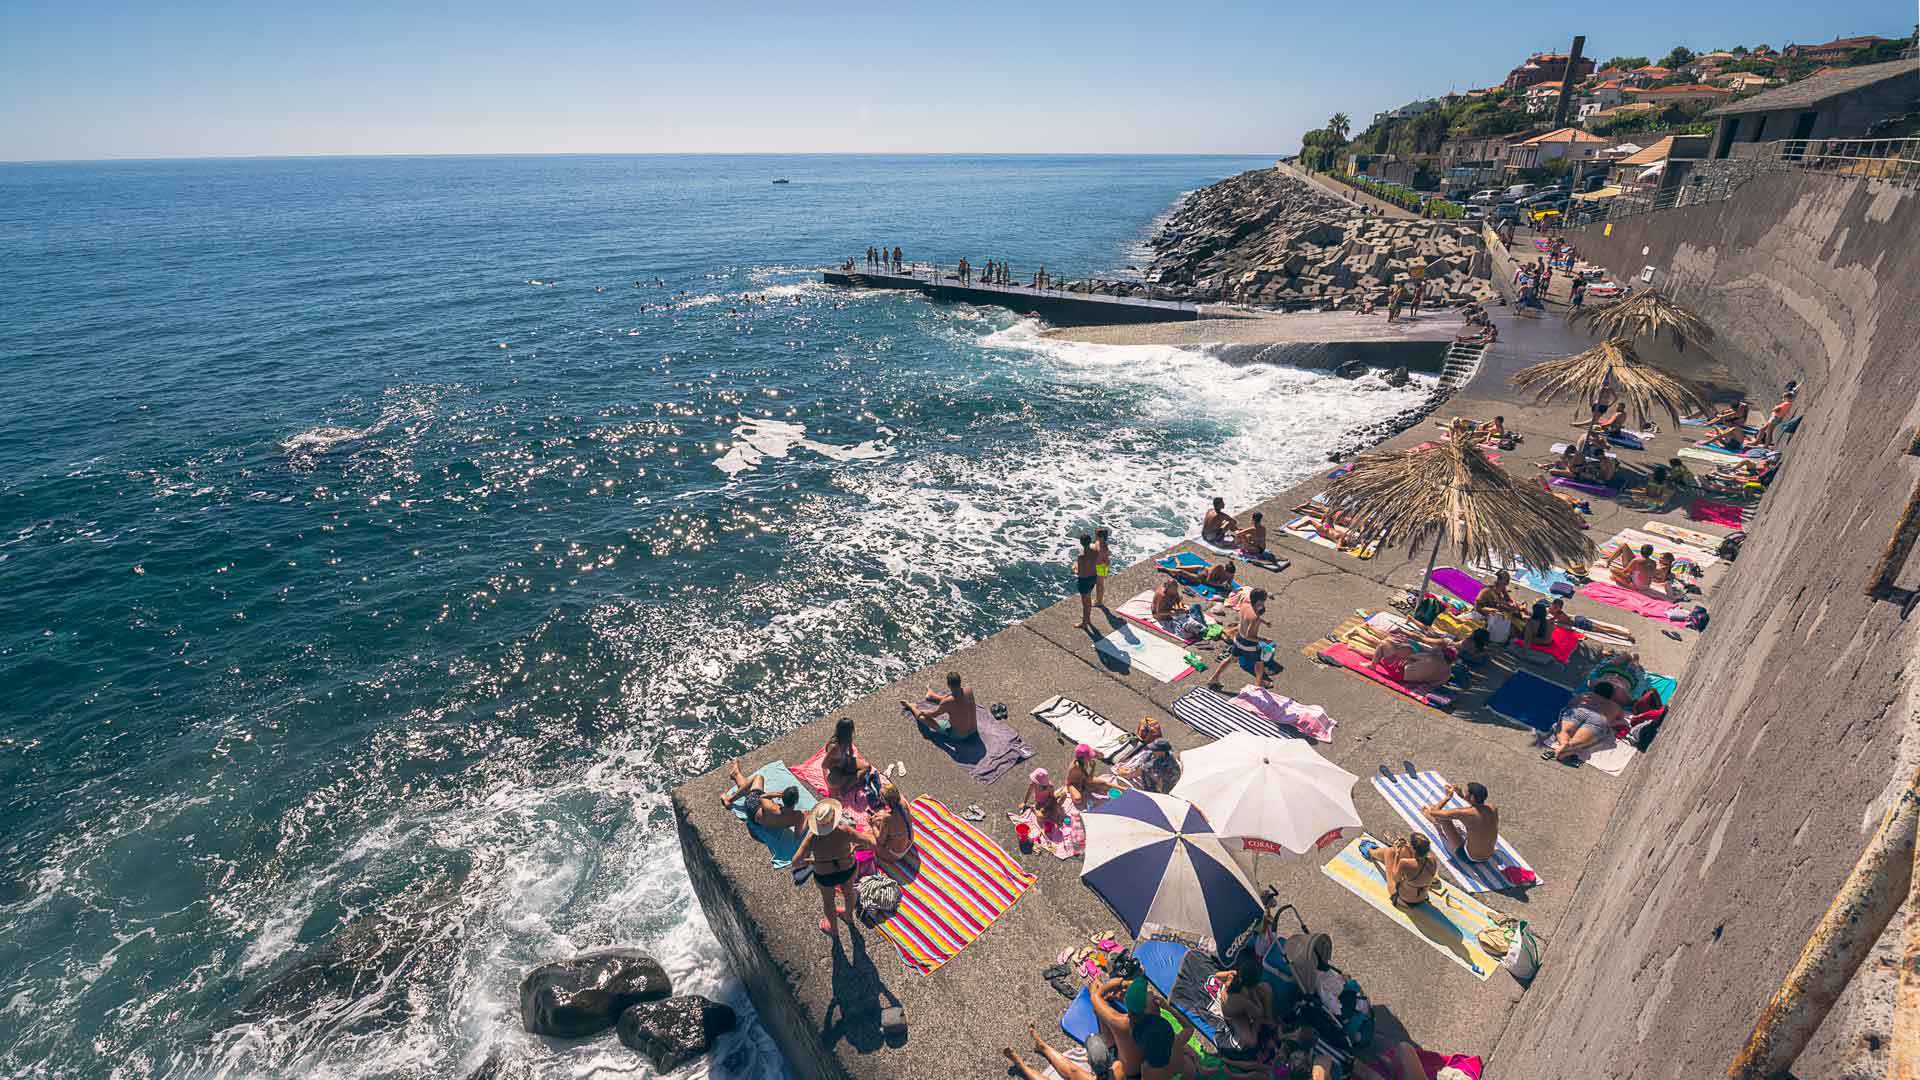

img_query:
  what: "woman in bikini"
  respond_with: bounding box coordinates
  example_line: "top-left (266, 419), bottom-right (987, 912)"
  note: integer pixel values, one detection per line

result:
top-left (820, 716), bottom-right (872, 801)
top-left (868, 782), bottom-right (914, 867)
top-left (792, 800), bottom-right (868, 938)
top-left (1064, 743), bottom-right (1113, 807)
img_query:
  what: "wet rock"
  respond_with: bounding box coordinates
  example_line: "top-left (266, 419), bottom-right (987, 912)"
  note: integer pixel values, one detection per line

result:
top-left (1384, 366), bottom-right (1412, 388)
top-left (616, 994), bottom-right (739, 1072)
top-left (520, 948), bottom-right (672, 1039)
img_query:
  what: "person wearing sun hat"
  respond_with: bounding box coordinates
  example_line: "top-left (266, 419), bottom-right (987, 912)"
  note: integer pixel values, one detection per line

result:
top-left (1064, 742), bottom-right (1114, 807)
top-left (792, 798), bottom-right (867, 939)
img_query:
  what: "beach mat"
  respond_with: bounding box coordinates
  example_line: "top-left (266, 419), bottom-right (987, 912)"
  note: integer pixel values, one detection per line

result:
top-left (1280, 516), bottom-right (1377, 559)
top-left (1646, 520), bottom-right (1728, 552)
top-left (791, 744), bottom-right (878, 829)
top-left (725, 761), bottom-right (817, 868)
top-left (1031, 696), bottom-right (1137, 760)
top-left (1687, 499), bottom-right (1746, 529)
top-left (877, 796), bottom-right (1035, 974)
top-left (1195, 536), bottom-right (1289, 571)
top-left (1606, 527), bottom-right (1718, 568)
top-left (1533, 727), bottom-right (1639, 776)
top-left (1580, 581), bottom-right (1685, 621)
top-left (1320, 643), bottom-right (1450, 709)
top-left (1371, 770), bottom-right (1540, 893)
top-left (1429, 566), bottom-right (1484, 604)
top-left (1171, 685), bottom-right (1333, 743)
top-left (1527, 625), bottom-right (1583, 664)
top-left (1320, 834), bottom-right (1505, 980)
top-left (1117, 589), bottom-right (1209, 644)
top-left (1154, 554), bottom-right (1239, 599)
top-left (1094, 625), bottom-right (1196, 683)
top-left (1486, 670), bottom-right (1573, 733)
top-left (1549, 476), bottom-right (1615, 498)
top-left (911, 700), bottom-right (1032, 783)
top-left (1677, 446), bottom-right (1739, 469)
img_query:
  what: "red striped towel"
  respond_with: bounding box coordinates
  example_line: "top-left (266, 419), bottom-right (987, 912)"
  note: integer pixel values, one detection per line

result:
top-left (877, 796), bottom-right (1036, 974)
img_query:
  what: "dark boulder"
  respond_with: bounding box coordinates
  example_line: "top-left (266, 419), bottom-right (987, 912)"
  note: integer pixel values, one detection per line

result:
top-left (1384, 366), bottom-right (1412, 388)
top-left (616, 995), bottom-right (739, 1072)
top-left (519, 948), bottom-right (672, 1038)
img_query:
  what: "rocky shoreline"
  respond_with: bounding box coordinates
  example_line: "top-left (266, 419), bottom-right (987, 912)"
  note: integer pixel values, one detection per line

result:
top-left (1144, 168), bottom-right (1498, 308)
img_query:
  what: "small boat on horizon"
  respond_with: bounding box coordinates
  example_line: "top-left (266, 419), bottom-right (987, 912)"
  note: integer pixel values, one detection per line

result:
top-left (771, 178), bottom-right (790, 184)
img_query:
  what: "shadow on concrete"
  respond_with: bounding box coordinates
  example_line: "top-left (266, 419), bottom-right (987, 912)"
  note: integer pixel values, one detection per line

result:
top-left (821, 925), bottom-right (904, 1054)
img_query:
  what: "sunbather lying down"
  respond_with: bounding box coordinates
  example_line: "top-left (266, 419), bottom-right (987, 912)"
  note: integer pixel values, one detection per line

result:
top-left (1342, 624), bottom-right (1458, 688)
top-left (1292, 502), bottom-right (1366, 546)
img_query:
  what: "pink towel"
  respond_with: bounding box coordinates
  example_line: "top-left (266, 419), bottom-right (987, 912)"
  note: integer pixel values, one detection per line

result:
top-left (791, 744), bottom-right (876, 828)
top-left (1581, 581), bottom-right (1683, 620)
top-left (1322, 643), bottom-right (1449, 707)
top-left (1688, 499), bottom-right (1745, 528)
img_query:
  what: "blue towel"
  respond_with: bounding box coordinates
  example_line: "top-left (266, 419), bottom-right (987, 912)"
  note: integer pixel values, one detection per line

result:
top-left (1487, 670), bottom-right (1574, 733)
top-left (1156, 553), bottom-right (1239, 600)
top-left (1639, 672), bottom-right (1678, 705)
top-left (726, 761), bottom-right (815, 868)
top-left (1060, 940), bottom-right (1207, 1043)
top-left (1508, 564), bottom-right (1576, 598)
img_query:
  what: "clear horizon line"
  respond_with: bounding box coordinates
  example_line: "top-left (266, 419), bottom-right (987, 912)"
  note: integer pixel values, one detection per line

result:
top-left (0, 149), bottom-right (1288, 167)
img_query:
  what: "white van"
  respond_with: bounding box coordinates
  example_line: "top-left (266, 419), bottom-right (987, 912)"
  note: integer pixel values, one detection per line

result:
top-left (1503, 183), bottom-right (1537, 201)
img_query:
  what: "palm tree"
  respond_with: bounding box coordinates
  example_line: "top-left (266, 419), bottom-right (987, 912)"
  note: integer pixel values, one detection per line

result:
top-left (1329, 113), bottom-right (1352, 141)
top-left (1321, 420), bottom-right (1594, 599)
top-left (1567, 288), bottom-right (1715, 352)
top-left (1512, 338), bottom-right (1712, 429)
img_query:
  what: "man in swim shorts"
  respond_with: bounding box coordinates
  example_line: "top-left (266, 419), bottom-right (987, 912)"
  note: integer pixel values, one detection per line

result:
top-left (904, 671), bottom-right (979, 738)
top-left (1231, 588), bottom-right (1274, 689)
top-left (1234, 512), bottom-right (1269, 558)
top-left (1073, 534), bottom-right (1100, 629)
top-left (1202, 497), bottom-right (1237, 545)
top-left (1421, 781), bottom-right (1499, 863)
top-left (1092, 527), bottom-right (1113, 607)
top-left (720, 758), bottom-right (806, 833)
top-left (1546, 682), bottom-right (1626, 764)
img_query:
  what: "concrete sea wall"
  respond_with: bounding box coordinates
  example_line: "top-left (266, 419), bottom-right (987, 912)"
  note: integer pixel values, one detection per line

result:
top-left (1492, 172), bottom-right (1920, 1079)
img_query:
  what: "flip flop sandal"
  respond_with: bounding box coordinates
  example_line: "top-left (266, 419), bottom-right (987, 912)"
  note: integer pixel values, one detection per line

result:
top-left (1540, 749), bottom-right (1558, 761)
top-left (1559, 756), bottom-right (1582, 768)
top-left (1314, 651), bottom-right (1342, 668)
top-left (962, 804), bottom-right (986, 821)
top-left (1376, 764), bottom-right (1395, 782)
top-left (1402, 760), bottom-right (1418, 777)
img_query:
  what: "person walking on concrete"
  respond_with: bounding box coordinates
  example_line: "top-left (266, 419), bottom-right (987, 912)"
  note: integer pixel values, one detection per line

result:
top-left (1387, 284), bottom-right (1406, 323)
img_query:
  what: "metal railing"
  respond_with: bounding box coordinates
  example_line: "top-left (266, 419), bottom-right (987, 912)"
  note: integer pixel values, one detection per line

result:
top-left (1575, 137), bottom-right (1920, 226)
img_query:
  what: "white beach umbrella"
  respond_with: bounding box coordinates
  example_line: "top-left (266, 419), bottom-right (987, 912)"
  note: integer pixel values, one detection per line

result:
top-left (1171, 733), bottom-right (1361, 855)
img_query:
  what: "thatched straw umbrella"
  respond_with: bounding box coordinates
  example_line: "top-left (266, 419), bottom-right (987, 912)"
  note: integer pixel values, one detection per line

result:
top-left (1512, 337), bottom-right (1712, 429)
top-left (1567, 288), bottom-right (1715, 352)
top-left (1321, 420), bottom-right (1595, 598)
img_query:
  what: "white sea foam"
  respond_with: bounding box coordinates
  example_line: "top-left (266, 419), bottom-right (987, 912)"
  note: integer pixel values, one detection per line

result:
top-left (714, 417), bottom-right (894, 478)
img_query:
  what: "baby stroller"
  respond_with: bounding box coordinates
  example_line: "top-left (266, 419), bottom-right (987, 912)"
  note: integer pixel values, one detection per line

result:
top-left (1255, 900), bottom-right (1375, 1054)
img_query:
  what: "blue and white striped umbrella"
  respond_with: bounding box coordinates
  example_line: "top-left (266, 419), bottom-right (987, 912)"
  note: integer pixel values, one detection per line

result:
top-left (1081, 789), bottom-right (1262, 950)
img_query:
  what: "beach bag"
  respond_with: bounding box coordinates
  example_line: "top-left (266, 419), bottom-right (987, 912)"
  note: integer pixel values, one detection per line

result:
top-left (1501, 920), bottom-right (1542, 981)
top-left (1687, 606), bottom-right (1710, 632)
top-left (854, 873), bottom-right (902, 926)
top-left (1718, 532), bottom-right (1745, 561)
top-left (1485, 613), bottom-right (1513, 645)
top-left (1549, 581), bottom-right (1575, 598)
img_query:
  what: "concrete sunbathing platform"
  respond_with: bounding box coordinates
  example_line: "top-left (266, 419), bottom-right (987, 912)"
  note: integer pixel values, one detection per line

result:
top-left (672, 305), bottom-right (1750, 1079)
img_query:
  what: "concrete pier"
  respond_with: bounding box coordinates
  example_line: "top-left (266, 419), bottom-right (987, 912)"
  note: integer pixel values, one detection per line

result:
top-left (673, 304), bottom-right (1752, 1078)
top-left (822, 267), bottom-right (1199, 325)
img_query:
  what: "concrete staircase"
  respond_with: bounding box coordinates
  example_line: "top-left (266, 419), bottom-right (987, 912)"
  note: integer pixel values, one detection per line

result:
top-left (1438, 339), bottom-right (1487, 388)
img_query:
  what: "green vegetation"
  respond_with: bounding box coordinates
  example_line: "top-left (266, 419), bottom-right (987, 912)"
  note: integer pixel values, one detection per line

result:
top-left (1602, 55), bottom-right (1650, 71)
top-left (1343, 175), bottom-right (1465, 218)
top-left (1659, 46), bottom-right (1697, 68)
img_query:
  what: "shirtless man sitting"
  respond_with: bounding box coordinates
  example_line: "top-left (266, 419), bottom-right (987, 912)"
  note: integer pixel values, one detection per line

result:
top-left (1363, 833), bottom-right (1441, 908)
top-left (720, 759), bottom-right (807, 833)
top-left (1421, 781), bottom-right (1499, 863)
top-left (1085, 975), bottom-right (1153, 1080)
top-left (1608, 543), bottom-right (1661, 596)
top-left (1546, 682), bottom-right (1626, 764)
top-left (1202, 497), bottom-right (1237, 545)
top-left (902, 671), bottom-right (979, 737)
top-left (1149, 577), bottom-right (1185, 621)
top-left (1234, 511), bottom-right (1270, 556)
top-left (1473, 569), bottom-right (1526, 619)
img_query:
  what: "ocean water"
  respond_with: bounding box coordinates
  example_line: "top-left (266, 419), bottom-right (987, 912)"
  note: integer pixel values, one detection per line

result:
top-left (0, 154), bottom-right (1435, 1080)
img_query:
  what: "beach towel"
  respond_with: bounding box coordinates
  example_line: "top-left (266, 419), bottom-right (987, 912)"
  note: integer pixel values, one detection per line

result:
top-left (1486, 670), bottom-right (1573, 733)
top-left (1007, 799), bottom-right (1085, 860)
top-left (1429, 566), bottom-right (1485, 604)
top-left (1580, 581), bottom-right (1687, 621)
top-left (1607, 429), bottom-right (1652, 450)
top-left (1233, 686), bottom-right (1336, 742)
top-left (791, 744), bottom-right (877, 829)
top-left (1195, 536), bottom-right (1289, 570)
top-left (1693, 437), bottom-right (1775, 459)
top-left (1677, 446), bottom-right (1740, 469)
top-left (1279, 516), bottom-right (1377, 559)
top-left (1527, 625), bottom-right (1583, 663)
top-left (1171, 685), bottom-right (1334, 743)
top-left (1601, 528), bottom-right (1718, 568)
top-left (1646, 520), bottom-right (1727, 552)
top-left (1093, 625), bottom-right (1195, 683)
top-left (1642, 672), bottom-right (1678, 704)
top-left (1320, 643), bottom-right (1450, 708)
top-left (1154, 554), bottom-right (1240, 599)
top-left (1688, 499), bottom-right (1746, 529)
top-left (1116, 590), bottom-right (1210, 644)
top-left (910, 700), bottom-right (1032, 783)
top-left (1533, 727), bottom-right (1639, 776)
top-left (1549, 476), bottom-right (1615, 498)
top-left (1321, 834), bottom-right (1505, 979)
top-left (724, 761), bottom-right (817, 868)
top-left (877, 796), bottom-right (1035, 974)
top-left (1031, 696), bottom-right (1136, 760)
top-left (1371, 770), bottom-right (1541, 893)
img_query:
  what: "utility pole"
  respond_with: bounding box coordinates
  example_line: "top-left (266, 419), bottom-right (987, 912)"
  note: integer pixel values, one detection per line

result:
top-left (1550, 34), bottom-right (1586, 129)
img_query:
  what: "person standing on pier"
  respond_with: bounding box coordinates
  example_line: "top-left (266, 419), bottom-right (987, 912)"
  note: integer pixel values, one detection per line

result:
top-left (1386, 283), bottom-right (1406, 323)
top-left (892, 246), bottom-right (902, 272)
top-left (1072, 534), bottom-right (1099, 630)
top-left (959, 257), bottom-right (970, 285)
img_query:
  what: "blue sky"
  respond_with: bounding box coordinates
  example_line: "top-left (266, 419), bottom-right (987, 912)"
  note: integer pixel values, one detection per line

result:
top-left (0, 0), bottom-right (1909, 160)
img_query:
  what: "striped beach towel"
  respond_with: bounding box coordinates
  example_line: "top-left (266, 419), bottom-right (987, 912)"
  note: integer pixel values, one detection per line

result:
top-left (1371, 770), bottom-right (1540, 893)
top-left (1172, 686), bottom-right (1296, 741)
top-left (878, 796), bottom-right (1036, 974)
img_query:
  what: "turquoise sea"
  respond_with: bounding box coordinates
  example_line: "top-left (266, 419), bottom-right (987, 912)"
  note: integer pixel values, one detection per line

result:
top-left (0, 154), bottom-right (1437, 1079)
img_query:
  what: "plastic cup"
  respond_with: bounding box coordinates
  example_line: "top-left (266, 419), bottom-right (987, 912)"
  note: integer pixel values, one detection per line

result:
top-left (1016, 823), bottom-right (1031, 841)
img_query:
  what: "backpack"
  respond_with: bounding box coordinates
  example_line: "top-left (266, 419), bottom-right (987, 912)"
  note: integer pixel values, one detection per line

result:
top-left (1718, 532), bottom-right (1745, 561)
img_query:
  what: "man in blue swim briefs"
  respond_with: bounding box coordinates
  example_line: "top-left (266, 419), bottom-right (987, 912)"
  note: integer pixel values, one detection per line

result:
top-left (1073, 534), bottom-right (1100, 630)
top-left (1421, 781), bottom-right (1499, 863)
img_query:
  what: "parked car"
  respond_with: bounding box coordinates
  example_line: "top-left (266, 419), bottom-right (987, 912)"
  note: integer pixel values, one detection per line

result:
top-left (1464, 206), bottom-right (1487, 221)
top-left (1468, 190), bottom-right (1501, 205)
top-left (1504, 183), bottom-right (1537, 200)
top-left (1490, 204), bottom-right (1523, 223)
